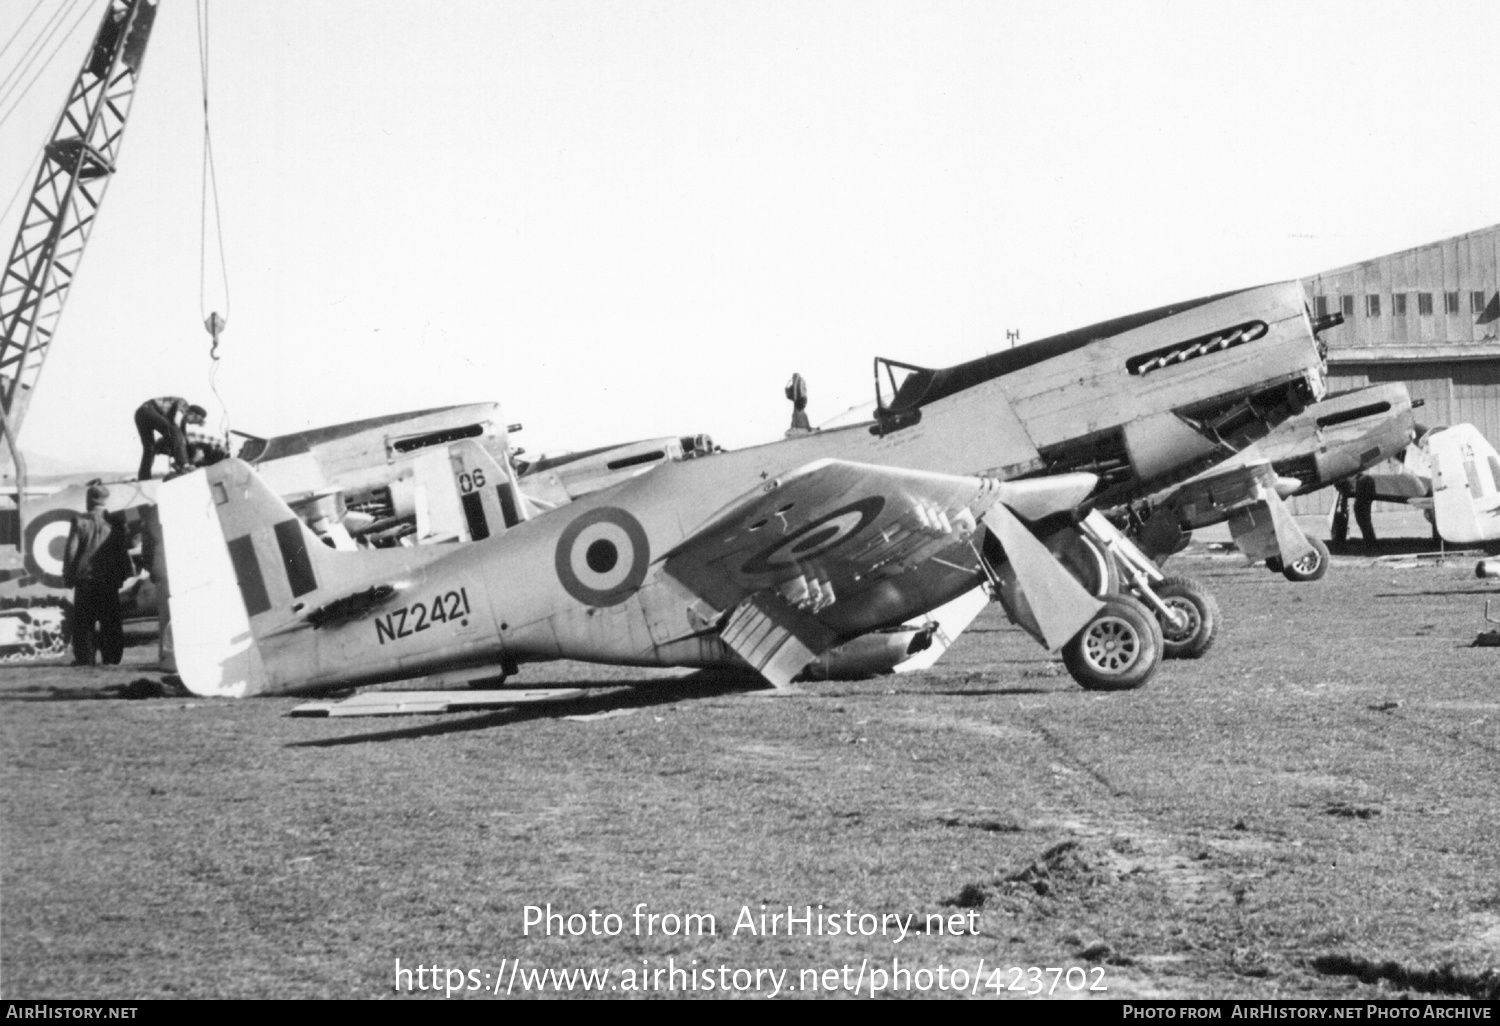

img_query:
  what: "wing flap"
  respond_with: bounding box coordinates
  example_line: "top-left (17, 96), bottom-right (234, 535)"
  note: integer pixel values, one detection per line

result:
top-left (720, 593), bottom-right (840, 688)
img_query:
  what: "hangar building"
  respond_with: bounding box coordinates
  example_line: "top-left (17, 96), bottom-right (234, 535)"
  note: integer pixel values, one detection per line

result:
top-left (1293, 223), bottom-right (1500, 513)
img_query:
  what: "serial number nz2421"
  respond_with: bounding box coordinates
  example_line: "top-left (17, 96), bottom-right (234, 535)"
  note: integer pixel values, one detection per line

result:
top-left (374, 589), bottom-right (473, 644)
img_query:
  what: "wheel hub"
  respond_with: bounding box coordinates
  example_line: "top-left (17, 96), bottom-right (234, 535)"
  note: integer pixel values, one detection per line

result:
top-left (1159, 598), bottom-right (1200, 642)
top-left (1084, 617), bottom-right (1139, 672)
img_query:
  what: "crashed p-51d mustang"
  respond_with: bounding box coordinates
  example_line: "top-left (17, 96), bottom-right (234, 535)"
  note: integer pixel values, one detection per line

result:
top-left (160, 280), bottom-right (1330, 698)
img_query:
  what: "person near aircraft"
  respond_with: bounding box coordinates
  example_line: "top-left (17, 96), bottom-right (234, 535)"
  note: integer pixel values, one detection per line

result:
top-left (135, 397), bottom-right (207, 480)
top-left (785, 373), bottom-right (812, 436)
top-left (61, 483), bottom-right (134, 666)
top-left (1353, 476), bottom-right (1377, 542)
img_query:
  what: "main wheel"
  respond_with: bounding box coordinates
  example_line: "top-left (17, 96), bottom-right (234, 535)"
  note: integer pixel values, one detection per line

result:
top-left (1044, 528), bottom-right (1116, 597)
top-left (1281, 536), bottom-right (1329, 583)
top-left (1152, 576), bottom-right (1220, 659)
top-left (1062, 594), bottom-right (1163, 691)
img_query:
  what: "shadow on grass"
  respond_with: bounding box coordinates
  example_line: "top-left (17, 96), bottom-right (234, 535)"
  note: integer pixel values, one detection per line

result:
top-left (902, 686), bottom-right (1057, 697)
top-left (0, 676), bottom-right (186, 702)
top-left (285, 671), bottom-right (769, 748)
top-left (1328, 538), bottom-right (1470, 558)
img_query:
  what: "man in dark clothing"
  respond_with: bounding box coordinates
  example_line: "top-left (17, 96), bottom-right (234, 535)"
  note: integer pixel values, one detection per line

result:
top-left (135, 397), bottom-right (207, 480)
top-left (785, 373), bottom-right (812, 436)
top-left (62, 484), bottom-right (134, 666)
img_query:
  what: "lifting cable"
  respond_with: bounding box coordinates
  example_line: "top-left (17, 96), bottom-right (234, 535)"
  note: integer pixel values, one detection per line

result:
top-left (0, 0), bottom-right (47, 65)
top-left (0, 0), bottom-right (96, 232)
top-left (195, 0), bottom-right (232, 437)
top-left (0, 0), bottom-right (93, 132)
top-left (0, 0), bottom-right (53, 97)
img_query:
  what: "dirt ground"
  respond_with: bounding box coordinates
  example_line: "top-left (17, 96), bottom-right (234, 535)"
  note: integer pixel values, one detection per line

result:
top-left (2, 531), bottom-right (1499, 999)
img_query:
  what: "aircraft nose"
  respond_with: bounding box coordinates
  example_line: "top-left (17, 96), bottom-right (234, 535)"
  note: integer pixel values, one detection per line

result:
top-left (1274, 476), bottom-right (1302, 498)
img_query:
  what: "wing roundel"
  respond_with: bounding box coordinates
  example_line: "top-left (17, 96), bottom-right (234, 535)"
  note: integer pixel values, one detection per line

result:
top-left (739, 496), bottom-right (885, 575)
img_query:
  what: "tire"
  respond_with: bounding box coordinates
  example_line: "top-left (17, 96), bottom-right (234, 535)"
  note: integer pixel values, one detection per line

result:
top-left (1265, 557), bottom-right (1283, 574)
top-left (1062, 594), bottom-right (1162, 692)
top-left (1281, 536), bottom-right (1329, 583)
top-left (1152, 576), bottom-right (1220, 660)
top-left (1044, 528), bottom-right (1115, 597)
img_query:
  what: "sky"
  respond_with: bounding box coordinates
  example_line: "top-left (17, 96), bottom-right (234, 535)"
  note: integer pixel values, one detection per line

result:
top-left (1, 0), bottom-right (1497, 474)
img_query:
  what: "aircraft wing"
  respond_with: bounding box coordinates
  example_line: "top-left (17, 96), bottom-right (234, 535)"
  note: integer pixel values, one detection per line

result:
top-left (662, 459), bottom-right (1099, 686)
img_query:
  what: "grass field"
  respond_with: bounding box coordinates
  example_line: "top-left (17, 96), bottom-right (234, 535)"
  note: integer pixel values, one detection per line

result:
top-left (2, 544), bottom-right (1499, 999)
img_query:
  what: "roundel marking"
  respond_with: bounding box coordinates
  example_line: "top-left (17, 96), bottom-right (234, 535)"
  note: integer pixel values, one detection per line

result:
top-left (741, 496), bottom-right (886, 576)
top-left (24, 509), bottom-right (77, 590)
top-left (555, 506), bottom-right (650, 607)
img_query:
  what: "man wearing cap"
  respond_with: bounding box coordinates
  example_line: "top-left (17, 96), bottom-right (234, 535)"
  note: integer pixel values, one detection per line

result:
top-left (62, 484), bottom-right (134, 666)
top-left (135, 396), bottom-right (207, 480)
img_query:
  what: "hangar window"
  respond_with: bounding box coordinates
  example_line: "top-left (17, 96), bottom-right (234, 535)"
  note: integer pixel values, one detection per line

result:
top-left (1393, 293), bottom-right (1408, 316)
top-left (1446, 292), bottom-right (1460, 314)
top-left (1315, 296), bottom-right (1329, 318)
top-left (1341, 295), bottom-right (1354, 317)
top-left (1476, 291), bottom-right (1489, 314)
top-left (1366, 294), bottom-right (1381, 317)
top-left (1418, 292), bottom-right (1433, 316)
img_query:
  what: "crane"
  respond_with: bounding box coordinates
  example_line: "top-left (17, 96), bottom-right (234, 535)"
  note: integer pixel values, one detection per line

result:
top-left (0, 0), bottom-right (158, 660)
top-left (0, 0), bottom-right (159, 500)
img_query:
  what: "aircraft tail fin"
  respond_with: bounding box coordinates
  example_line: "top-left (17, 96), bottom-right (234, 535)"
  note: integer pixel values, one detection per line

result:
top-left (157, 459), bottom-right (438, 697)
top-left (447, 439), bottom-right (527, 541)
top-left (1429, 425), bottom-right (1500, 545)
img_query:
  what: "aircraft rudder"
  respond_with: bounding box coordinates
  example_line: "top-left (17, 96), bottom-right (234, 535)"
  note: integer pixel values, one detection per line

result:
top-left (1430, 425), bottom-right (1500, 545)
top-left (157, 462), bottom-right (271, 696)
top-left (448, 438), bottom-right (527, 540)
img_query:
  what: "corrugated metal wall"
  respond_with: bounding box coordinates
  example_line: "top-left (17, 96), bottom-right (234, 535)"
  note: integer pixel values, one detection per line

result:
top-left (1287, 224), bottom-right (1500, 516)
top-left (1305, 226), bottom-right (1500, 348)
top-left (1286, 362), bottom-right (1500, 516)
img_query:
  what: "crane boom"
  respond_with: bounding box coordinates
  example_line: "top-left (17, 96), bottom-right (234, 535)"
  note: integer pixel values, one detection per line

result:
top-left (0, 0), bottom-right (158, 475)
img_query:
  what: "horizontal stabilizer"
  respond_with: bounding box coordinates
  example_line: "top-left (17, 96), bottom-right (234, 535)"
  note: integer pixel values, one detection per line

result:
top-left (289, 688), bottom-right (586, 718)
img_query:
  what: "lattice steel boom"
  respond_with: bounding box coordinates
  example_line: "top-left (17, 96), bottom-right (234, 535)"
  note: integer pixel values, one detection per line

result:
top-left (0, 0), bottom-right (158, 456)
